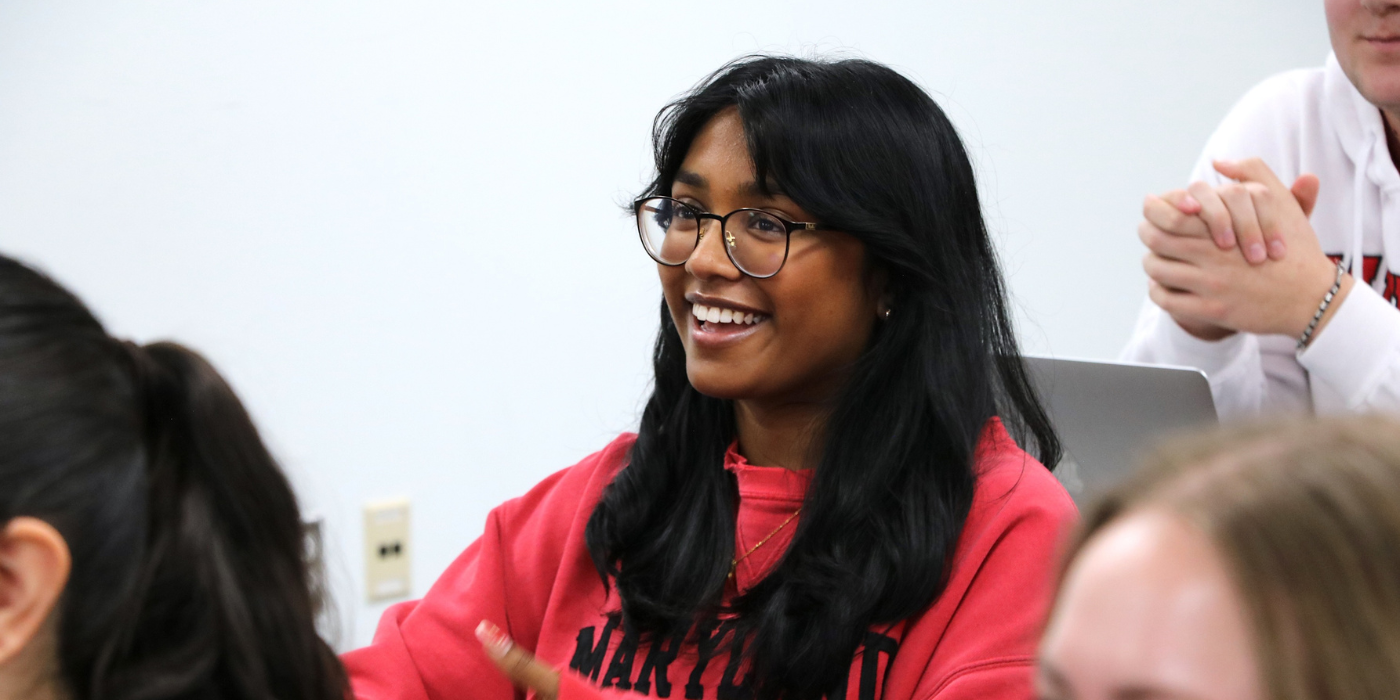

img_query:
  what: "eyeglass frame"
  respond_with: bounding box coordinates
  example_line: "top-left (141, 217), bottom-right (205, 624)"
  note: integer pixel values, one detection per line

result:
top-left (633, 196), bottom-right (839, 279)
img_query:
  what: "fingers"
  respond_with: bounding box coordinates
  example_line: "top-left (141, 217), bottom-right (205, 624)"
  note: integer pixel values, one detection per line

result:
top-left (1142, 252), bottom-right (1207, 293)
top-left (1245, 181), bottom-right (1297, 261)
top-left (1143, 194), bottom-right (1210, 238)
top-left (1148, 166), bottom-right (1299, 263)
top-left (1162, 189), bottom-right (1202, 215)
top-left (1147, 279), bottom-right (1224, 327)
top-left (1185, 181), bottom-right (1236, 249)
top-left (1218, 181), bottom-right (1268, 264)
top-left (478, 621), bottom-right (561, 700)
top-left (1147, 281), bottom-right (1237, 340)
top-left (1291, 174), bottom-right (1320, 217)
top-left (1138, 220), bottom-right (1218, 261)
top-left (1213, 158), bottom-right (1297, 262)
top-left (1213, 157), bottom-right (1287, 191)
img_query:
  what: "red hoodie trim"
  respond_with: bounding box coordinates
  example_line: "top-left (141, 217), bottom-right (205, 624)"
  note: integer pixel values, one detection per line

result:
top-left (344, 419), bottom-right (1076, 700)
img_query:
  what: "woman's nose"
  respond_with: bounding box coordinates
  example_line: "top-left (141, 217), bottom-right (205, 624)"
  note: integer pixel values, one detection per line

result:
top-left (685, 218), bottom-right (743, 281)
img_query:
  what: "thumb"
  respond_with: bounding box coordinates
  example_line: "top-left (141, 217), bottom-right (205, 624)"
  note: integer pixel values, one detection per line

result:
top-left (1291, 173), bottom-right (1320, 217)
top-left (478, 621), bottom-right (561, 700)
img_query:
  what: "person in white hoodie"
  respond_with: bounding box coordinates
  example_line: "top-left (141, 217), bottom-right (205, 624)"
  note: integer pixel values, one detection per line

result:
top-left (1122, 0), bottom-right (1400, 418)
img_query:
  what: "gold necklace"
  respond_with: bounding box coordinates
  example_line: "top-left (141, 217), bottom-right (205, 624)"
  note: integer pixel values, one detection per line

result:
top-left (729, 507), bottom-right (802, 579)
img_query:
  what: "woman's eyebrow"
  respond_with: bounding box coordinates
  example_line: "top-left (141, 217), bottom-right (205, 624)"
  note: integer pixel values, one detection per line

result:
top-left (739, 179), bottom-right (788, 198)
top-left (674, 171), bottom-right (789, 200)
top-left (738, 180), bottom-right (767, 196)
top-left (674, 170), bottom-right (706, 189)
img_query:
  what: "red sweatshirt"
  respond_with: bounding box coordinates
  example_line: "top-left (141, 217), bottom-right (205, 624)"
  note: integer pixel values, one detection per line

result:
top-left (344, 419), bottom-right (1076, 700)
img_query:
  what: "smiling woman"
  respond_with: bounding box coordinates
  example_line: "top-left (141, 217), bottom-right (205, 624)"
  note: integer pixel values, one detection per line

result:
top-left (345, 55), bottom-right (1076, 700)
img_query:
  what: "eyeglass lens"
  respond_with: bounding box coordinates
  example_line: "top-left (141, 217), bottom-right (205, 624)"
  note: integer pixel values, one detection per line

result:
top-left (637, 197), bottom-right (790, 278)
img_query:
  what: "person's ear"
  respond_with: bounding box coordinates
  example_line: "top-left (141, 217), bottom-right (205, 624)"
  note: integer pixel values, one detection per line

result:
top-left (867, 267), bottom-right (893, 320)
top-left (0, 518), bottom-right (69, 666)
top-left (877, 296), bottom-right (894, 320)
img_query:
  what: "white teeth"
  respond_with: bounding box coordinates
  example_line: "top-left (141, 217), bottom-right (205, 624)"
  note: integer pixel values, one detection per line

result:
top-left (691, 302), bottom-right (765, 326)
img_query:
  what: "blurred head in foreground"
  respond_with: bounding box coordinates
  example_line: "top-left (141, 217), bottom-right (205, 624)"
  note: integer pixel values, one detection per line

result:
top-left (1039, 415), bottom-right (1400, 700)
top-left (0, 254), bottom-right (345, 700)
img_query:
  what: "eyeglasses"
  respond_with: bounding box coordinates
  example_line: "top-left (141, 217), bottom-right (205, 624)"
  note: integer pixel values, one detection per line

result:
top-left (634, 196), bottom-right (836, 279)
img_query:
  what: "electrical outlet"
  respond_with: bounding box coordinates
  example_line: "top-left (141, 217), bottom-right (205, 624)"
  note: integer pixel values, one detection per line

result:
top-left (364, 498), bottom-right (411, 602)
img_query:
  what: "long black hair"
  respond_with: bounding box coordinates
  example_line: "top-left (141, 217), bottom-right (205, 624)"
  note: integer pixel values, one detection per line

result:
top-left (0, 254), bottom-right (347, 700)
top-left (585, 56), bottom-right (1061, 700)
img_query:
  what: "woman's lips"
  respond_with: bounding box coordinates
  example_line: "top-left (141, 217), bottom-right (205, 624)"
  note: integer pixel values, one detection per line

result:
top-left (688, 303), bottom-right (768, 348)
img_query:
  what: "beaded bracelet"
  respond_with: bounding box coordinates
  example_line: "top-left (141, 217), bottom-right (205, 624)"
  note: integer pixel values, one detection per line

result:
top-left (1297, 260), bottom-right (1348, 351)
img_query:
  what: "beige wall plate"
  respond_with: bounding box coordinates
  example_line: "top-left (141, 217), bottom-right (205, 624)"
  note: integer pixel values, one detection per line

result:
top-left (364, 498), bottom-right (411, 602)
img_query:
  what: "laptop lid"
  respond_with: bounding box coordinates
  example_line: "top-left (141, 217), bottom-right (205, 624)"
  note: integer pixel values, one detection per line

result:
top-left (1023, 356), bottom-right (1217, 506)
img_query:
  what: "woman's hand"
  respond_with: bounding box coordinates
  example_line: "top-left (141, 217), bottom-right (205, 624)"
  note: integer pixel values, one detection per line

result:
top-left (1139, 158), bottom-right (1344, 339)
top-left (477, 620), bottom-right (561, 700)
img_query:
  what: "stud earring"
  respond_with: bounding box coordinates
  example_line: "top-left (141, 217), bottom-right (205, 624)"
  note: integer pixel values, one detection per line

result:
top-left (882, 308), bottom-right (892, 319)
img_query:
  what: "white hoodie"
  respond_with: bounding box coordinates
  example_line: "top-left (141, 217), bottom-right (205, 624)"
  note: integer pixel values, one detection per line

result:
top-left (1121, 54), bottom-right (1400, 418)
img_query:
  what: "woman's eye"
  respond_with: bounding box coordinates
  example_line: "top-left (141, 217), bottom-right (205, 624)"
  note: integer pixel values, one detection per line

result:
top-left (674, 206), bottom-right (698, 221)
top-left (744, 212), bottom-right (786, 239)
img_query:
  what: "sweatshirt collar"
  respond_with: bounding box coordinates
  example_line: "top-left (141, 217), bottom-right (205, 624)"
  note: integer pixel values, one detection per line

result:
top-left (723, 443), bottom-right (812, 503)
top-left (1322, 52), bottom-right (1400, 278)
top-left (1325, 52), bottom-right (1400, 193)
top-left (721, 417), bottom-right (1015, 503)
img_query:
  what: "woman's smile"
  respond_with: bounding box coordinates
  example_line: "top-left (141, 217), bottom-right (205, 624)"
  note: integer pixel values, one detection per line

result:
top-left (686, 293), bottom-right (771, 349)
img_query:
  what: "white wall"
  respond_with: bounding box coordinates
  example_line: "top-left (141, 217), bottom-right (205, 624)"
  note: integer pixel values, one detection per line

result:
top-left (0, 1), bottom-right (1329, 648)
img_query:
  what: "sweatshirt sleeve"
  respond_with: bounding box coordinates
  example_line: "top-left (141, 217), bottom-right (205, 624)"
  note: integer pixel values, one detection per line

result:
top-left (1120, 70), bottom-right (1317, 417)
top-left (343, 437), bottom-right (634, 700)
top-left (911, 451), bottom-right (1078, 700)
top-left (342, 512), bottom-right (518, 700)
top-left (1298, 281), bottom-right (1400, 411)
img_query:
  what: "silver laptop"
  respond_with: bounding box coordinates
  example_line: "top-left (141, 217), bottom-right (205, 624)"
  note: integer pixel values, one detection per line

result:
top-left (1023, 356), bottom-right (1217, 505)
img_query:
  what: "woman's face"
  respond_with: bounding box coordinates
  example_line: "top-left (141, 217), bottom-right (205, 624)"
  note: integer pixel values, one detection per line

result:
top-left (659, 108), bottom-right (883, 403)
top-left (1037, 509), bottom-right (1262, 700)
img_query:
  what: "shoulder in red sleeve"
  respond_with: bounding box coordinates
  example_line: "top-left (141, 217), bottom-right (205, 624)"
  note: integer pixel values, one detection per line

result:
top-left (882, 418), bottom-right (1078, 700)
top-left (343, 433), bottom-right (637, 700)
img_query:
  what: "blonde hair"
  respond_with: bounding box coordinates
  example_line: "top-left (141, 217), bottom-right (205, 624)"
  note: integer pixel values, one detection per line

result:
top-left (1068, 415), bottom-right (1400, 700)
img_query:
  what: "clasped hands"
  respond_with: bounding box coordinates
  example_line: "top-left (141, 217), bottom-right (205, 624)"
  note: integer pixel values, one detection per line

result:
top-left (1140, 158), bottom-right (1350, 342)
